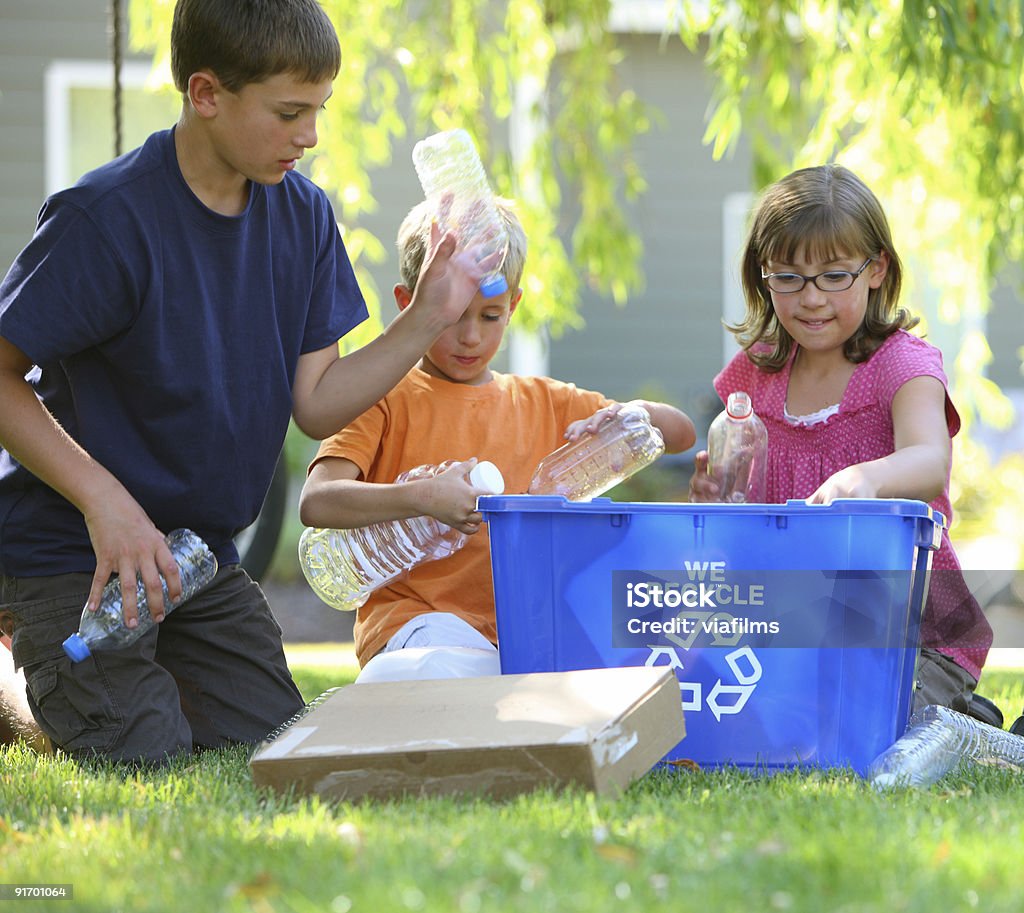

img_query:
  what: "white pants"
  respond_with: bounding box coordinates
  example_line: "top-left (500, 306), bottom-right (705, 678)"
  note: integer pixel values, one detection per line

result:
top-left (355, 613), bottom-right (500, 684)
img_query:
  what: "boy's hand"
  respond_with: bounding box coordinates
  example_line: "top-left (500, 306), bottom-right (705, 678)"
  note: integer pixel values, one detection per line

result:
top-left (687, 451), bottom-right (720, 503)
top-left (564, 402), bottom-right (624, 442)
top-left (410, 220), bottom-right (504, 331)
top-left (83, 490), bottom-right (182, 629)
top-left (421, 459), bottom-right (486, 535)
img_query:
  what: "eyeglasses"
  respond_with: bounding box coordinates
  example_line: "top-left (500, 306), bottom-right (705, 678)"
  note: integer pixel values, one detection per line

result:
top-left (761, 258), bottom-right (874, 294)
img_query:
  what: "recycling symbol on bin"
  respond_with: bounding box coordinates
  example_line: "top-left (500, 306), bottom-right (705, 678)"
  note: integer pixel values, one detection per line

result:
top-left (644, 644), bottom-right (762, 721)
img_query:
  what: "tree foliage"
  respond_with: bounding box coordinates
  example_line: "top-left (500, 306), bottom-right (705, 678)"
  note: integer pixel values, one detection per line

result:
top-left (678, 0), bottom-right (1024, 428)
top-left (678, 0), bottom-right (1024, 546)
top-left (127, 0), bottom-right (649, 347)
top-left (129, 2), bottom-right (1022, 388)
top-left (128, 1), bottom-right (1021, 542)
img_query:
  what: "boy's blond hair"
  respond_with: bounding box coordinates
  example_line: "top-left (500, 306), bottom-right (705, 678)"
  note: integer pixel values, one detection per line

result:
top-left (171, 0), bottom-right (340, 94)
top-left (397, 197), bottom-right (527, 294)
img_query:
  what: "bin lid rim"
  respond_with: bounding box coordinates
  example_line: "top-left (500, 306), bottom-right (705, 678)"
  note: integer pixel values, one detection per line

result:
top-left (479, 495), bottom-right (943, 526)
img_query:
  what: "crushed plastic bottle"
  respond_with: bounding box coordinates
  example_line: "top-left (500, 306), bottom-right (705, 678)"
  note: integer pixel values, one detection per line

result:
top-left (299, 460), bottom-right (505, 612)
top-left (528, 405), bottom-right (665, 502)
top-left (867, 703), bottom-right (1024, 789)
top-left (412, 128), bottom-right (510, 297)
top-left (706, 391), bottom-right (768, 503)
top-left (62, 529), bottom-right (218, 662)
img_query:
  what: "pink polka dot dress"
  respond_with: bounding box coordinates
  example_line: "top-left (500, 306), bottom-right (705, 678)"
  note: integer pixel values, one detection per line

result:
top-left (716, 329), bottom-right (991, 679)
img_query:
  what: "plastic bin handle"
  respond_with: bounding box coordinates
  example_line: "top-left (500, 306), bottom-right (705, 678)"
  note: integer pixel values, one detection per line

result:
top-left (918, 510), bottom-right (945, 551)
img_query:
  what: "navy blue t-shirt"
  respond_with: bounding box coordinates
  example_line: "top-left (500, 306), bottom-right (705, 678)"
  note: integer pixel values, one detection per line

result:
top-left (0, 128), bottom-right (367, 575)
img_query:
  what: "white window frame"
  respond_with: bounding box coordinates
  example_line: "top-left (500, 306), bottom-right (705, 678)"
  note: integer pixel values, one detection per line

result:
top-left (44, 59), bottom-right (157, 195)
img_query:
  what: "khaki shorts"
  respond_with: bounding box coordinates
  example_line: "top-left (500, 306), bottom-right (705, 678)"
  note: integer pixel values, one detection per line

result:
top-left (1, 565), bottom-right (303, 765)
top-left (913, 647), bottom-right (977, 715)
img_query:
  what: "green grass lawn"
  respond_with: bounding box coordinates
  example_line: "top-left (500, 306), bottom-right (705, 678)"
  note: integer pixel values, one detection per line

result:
top-left (2, 663), bottom-right (1023, 913)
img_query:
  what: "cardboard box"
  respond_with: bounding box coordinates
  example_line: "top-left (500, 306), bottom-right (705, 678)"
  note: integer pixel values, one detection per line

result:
top-left (250, 665), bottom-right (684, 802)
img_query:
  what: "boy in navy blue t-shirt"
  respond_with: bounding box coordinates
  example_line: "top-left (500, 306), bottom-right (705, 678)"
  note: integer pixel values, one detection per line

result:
top-left (0, 0), bottom-right (496, 763)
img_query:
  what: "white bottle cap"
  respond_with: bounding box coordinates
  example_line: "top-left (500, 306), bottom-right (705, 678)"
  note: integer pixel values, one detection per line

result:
top-left (469, 460), bottom-right (505, 494)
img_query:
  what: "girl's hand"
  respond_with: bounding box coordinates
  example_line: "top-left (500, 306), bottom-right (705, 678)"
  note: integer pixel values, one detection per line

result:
top-left (688, 451), bottom-right (720, 503)
top-left (564, 402), bottom-right (624, 442)
top-left (806, 464), bottom-right (879, 504)
top-left (421, 460), bottom-right (486, 535)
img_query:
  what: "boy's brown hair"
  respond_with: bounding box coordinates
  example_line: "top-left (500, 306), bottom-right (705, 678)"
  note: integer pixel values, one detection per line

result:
top-left (734, 164), bottom-right (917, 371)
top-left (171, 0), bottom-right (340, 94)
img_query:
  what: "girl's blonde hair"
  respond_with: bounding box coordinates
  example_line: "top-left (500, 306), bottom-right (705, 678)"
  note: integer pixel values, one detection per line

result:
top-left (733, 164), bottom-right (916, 371)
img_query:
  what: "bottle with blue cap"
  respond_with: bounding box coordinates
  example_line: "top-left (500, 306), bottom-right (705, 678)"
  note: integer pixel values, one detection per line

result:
top-left (62, 529), bottom-right (218, 662)
top-left (412, 128), bottom-right (510, 298)
top-left (299, 460), bottom-right (505, 612)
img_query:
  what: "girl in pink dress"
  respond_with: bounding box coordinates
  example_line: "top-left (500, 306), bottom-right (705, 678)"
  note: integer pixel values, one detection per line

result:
top-left (690, 164), bottom-right (991, 713)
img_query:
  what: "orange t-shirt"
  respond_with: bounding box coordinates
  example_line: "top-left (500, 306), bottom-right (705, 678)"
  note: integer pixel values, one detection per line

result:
top-left (310, 367), bottom-right (611, 665)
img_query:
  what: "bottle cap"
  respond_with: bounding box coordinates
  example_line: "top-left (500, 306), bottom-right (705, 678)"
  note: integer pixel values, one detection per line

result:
top-left (470, 460), bottom-right (505, 495)
top-left (62, 633), bottom-right (91, 663)
top-left (726, 391), bottom-right (753, 419)
top-left (479, 274), bottom-right (509, 297)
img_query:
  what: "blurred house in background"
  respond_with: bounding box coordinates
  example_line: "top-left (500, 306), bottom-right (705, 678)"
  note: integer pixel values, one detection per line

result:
top-left (2, 0), bottom-right (1020, 448)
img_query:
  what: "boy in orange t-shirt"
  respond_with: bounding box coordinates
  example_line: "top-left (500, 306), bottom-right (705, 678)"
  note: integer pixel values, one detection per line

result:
top-left (300, 198), bottom-right (696, 681)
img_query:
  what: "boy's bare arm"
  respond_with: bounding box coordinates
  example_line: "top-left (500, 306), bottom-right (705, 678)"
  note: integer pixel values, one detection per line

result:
top-left (565, 399), bottom-right (696, 454)
top-left (292, 230), bottom-right (501, 440)
top-left (629, 400), bottom-right (697, 453)
top-left (0, 336), bottom-right (180, 623)
top-left (299, 457), bottom-right (484, 535)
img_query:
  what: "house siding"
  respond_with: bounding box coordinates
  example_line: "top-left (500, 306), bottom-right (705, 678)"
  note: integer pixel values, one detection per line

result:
top-left (546, 32), bottom-right (751, 424)
top-left (0, 0), bottom-right (118, 268)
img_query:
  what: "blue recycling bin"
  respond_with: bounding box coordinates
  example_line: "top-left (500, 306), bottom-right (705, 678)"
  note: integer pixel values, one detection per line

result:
top-left (479, 497), bottom-right (942, 774)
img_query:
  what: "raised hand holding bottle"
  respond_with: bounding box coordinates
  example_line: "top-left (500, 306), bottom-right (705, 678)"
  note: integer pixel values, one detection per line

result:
top-left (412, 129), bottom-right (510, 297)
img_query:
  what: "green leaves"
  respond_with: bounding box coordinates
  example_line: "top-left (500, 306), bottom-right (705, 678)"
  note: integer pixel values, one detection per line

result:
top-left (679, 0), bottom-right (1024, 526)
top-left (131, 1), bottom-right (650, 335)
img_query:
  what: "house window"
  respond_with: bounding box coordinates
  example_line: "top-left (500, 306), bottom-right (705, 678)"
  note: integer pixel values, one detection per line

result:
top-left (45, 60), bottom-right (179, 195)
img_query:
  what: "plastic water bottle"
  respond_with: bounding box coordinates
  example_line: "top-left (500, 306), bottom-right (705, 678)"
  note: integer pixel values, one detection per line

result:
top-left (528, 405), bottom-right (665, 502)
top-left (62, 529), bottom-right (218, 662)
top-left (706, 391), bottom-right (768, 503)
top-left (412, 128), bottom-right (510, 297)
top-left (867, 704), bottom-right (1024, 789)
top-left (298, 460), bottom-right (505, 612)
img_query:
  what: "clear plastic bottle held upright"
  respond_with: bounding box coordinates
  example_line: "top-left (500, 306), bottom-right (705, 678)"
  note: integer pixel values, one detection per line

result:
top-left (706, 391), bottom-right (768, 503)
top-left (62, 529), bottom-right (218, 662)
top-left (412, 128), bottom-right (510, 297)
top-left (298, 460), bottom-right (505, 612)
top-left (528, 405), bottom-right (665, 502)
